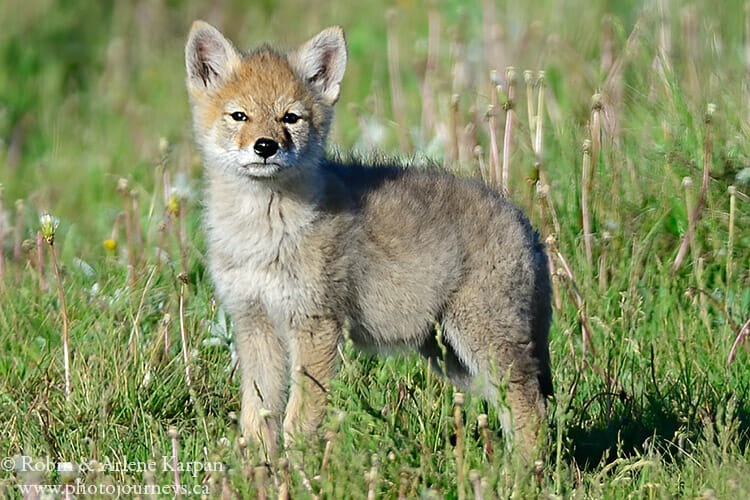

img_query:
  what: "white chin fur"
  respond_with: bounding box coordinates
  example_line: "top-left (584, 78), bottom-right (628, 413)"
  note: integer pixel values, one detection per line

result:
top-left (238, 163), bottom-right (285, 178)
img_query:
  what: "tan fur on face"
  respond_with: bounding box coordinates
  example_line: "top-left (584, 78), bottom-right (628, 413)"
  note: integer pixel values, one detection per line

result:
top-left (215, 51), bottom-right (315, 150)
top-left (185, 21), bottom-right (346, 180)
top-left (188, 46), bottom-right (331, 177)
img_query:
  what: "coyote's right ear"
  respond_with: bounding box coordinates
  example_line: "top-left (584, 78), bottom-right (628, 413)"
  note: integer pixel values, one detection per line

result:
top-left (185, 21), bottom-right (241, 92)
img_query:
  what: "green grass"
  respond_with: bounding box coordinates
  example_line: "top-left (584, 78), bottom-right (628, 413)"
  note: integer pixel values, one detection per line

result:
top-left (1, 0), bottom-right (750, 498)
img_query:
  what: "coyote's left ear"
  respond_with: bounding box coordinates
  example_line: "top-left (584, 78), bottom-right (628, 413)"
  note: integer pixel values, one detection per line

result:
top-left (292, 27), bottom-right (347, 105)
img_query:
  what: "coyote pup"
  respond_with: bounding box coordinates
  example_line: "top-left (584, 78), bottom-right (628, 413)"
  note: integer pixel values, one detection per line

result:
top-left (185, 21), bottom-right (553, 457)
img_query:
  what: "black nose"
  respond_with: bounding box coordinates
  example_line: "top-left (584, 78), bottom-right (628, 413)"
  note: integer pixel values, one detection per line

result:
top-left (254, 138), bottom-right (279, 159)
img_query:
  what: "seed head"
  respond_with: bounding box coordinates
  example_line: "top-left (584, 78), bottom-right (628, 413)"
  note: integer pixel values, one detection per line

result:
top-left (57, 462), bottom-right (78, 483)
top-left (591, 93), bottom-right (603, 110)
top-left (167, 426), bottom-right (180, 440)
top-left (116, 177), bottom-right (129, 194)
top-left (453, 392), bottom-right (465, 407)
top-left (477, 414), bottom-right (488, 429)
top-left (506, 66), bottom-right (517, 84)
top-left (159, 137), bottom-right (170, 156)
top-left (39, 213), bottom-right (59, 245)
top-left (489, 69), bottom-right (501, 86)
top-left (258, 407), bottom-right (272, 419)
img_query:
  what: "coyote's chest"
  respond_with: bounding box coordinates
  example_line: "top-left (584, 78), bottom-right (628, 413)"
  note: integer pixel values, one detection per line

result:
top-left (206, 185), bottom-right (318, 326)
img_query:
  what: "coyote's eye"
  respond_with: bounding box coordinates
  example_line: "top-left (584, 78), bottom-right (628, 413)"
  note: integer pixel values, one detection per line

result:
top-left (230, 111), bottom-right (248, 122)
top-left (281, 112), bottom-right (301, 124)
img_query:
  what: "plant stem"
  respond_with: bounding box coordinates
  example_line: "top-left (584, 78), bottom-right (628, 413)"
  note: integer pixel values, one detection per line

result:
top-left (727, 317), bottom-right (750, 367)
top-left (581, 139), bottom-right (593, 268)
top-left (673, 105), bottom-right (714, 271)
top-left (501, 67), bottom-right (516, 197)
top-left (48, 241), bottom-right (71, 401)
top-left (727, 186), bottom-right (736, 296)
top-left (453, 392), bottom-right (466, 500)
top-left (179, 279), bottom-right (191, 388)
top-left (168, 427), bottom-right (182, 500)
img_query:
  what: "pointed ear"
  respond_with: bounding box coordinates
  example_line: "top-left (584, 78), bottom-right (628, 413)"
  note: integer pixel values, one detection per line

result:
top-left (292, 26), bottom-right (347, 105)
top-left (185, 20), bottom-right (241, 92)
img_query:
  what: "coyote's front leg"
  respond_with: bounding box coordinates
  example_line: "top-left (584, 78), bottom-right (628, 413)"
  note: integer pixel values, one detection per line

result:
top-left (283, 315), bottom-right (340, 444)
top-left (234, 303), bottom-right (288, 460)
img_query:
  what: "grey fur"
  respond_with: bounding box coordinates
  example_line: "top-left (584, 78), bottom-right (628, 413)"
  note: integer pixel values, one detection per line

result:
top-left (186, 22), bottom-right (552, 460)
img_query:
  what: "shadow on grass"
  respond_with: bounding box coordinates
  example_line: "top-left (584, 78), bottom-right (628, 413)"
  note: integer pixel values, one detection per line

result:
top-left (562, 384), bottom-right (750, 469)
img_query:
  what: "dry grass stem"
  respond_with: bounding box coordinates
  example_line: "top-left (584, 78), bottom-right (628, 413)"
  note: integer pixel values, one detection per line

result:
top-left (293, 461), bottom-right (318, 500)
top-left (657, 0), bottom-right (672, 69)
top-left (477, 414), bottom-right (493, 458)
top-left (254, 466), bottom-right (267, 500)
top-left (131, 190), bottom-right (143, 264)
top-left (487, 76), bottom-right (500, 185)
top-left (420, 2), bottom-right (440, 142)
top-left (0, 186), bottom-right (4, 282)
top-left (552, 239), bottom-right (597, 360)
top-left (581, 139), bottom-right (593, 268)
top-left (35, 230), bottom-right (47, 292)
top-left (745, 3), bottom-right (750, 121)
top-left (673, 104), bottom-right (714, 271)
top-left (601, 15), bottom-right (615, 73)
top-left (13, 200), bottom-right (23, 278)
top-left (320, 412), bottom-right (344, 475)
top-left (386, 8), bottom-right (410, 153)
top-left (727, 186), bottom-right (736, 294)
top-left (598, 232), bottom-right (611, 292)
top-left (681, 176), bottom-right (698, 260)
top-left (524, 70), bottom-right (536, 145)
top-left (469, 470), bottom-right (484, 500)
top-left (474, 145), bottom-right (488, 183)
top-left (696, 257), bottom-right (709, 330)
top-left (41, 215), bottom-right (71, 401)
top-left (727, 317), bottom-right (750, 367)
top-left (453, 392), bottom-right (466, 500)
top-left (117, 178), bottom-right (138, 288)
top-left (159, 313), bottom-right (171, 359)
top-left (278, 458), bottom-right (290, 500)
top-left (367, 454), bottom-right (379, 500)
top-left (221, 475), bottom-right (239, 500)
top-left (129, 265), bottom-right (157, 359)
top-left (501, 67), bottom-right (516, 197)
top-left (534, 71), bottom-right (546, 167)
top-left (590, 93), bottom-right (602, 181)
top-left (543, 233), bottom-right (564, 312)
top-left (178, 274), bottom-right (192, 388)
top-left (681, 5), bottom-right (699, 99)
top-left (168, 427), bottom-right (183, 499)
top-left (157, 170), bottom-right (172, 273)
top-left (450, 94), bottom-right (460, 165)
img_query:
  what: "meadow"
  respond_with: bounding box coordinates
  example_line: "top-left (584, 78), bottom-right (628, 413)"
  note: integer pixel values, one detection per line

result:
top-left (1, 0), bottom-right (749, 497)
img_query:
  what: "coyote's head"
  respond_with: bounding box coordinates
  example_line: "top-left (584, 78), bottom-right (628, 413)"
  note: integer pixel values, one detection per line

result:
top-left (185, 22), bottom-right (347, 179)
